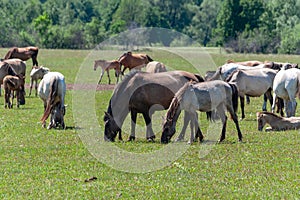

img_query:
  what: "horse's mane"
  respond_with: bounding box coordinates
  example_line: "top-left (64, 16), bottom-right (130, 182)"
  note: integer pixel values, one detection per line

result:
top-left (259, 111), bottom-right (283, 119)
top-left (225, 69), bottom-right (239, 82)
top-left (166, 82), bottom-right (192, 120)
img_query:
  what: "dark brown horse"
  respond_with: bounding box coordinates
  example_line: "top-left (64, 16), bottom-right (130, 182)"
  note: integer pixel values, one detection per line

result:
top-left (117, 51), bottom-right (153, 74)
top-left (4, 46), bottom-right (39, 66)
top-left (104, 70), bottom-right (205, 142)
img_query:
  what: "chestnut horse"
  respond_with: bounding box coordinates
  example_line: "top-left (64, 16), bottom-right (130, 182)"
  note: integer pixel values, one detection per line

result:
top-left (93, 60), bottom-right (121, 84)
top-left (257, 111), bottom-right (300, 131)
top-left (118, 51), bottom-right (153, 74)
top-left (4, 46), bottom-right (39, 66)
top-left (3, 74), bottom-right (26, 108)
top-left (104, 70), bottom-right (205, 142)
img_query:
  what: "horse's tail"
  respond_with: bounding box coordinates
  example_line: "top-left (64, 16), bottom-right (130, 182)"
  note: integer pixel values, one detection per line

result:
top-left (146, 55), bottom-right (153, 62)
top-left (297, 78), bottom-right (300, 99)
top-left (228, 83), bottom-right (239, 113)
top-left (41, 78), bottom-right (58, 123)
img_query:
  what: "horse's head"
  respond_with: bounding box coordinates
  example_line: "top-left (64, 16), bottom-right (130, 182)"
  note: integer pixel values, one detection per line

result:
top-left (18, 75), bottom-right (26, 105)
top-left (50, 104), bottom-right (66, 129)
top-left (161, 118), bottom-right (176, 144)
top-left (104, 112), bottom-right (120, 142)
top-left (256, 112), bottom-right (266, 131)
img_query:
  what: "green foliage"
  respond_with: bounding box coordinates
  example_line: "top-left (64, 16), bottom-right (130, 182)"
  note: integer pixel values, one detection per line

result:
top-left (0, 0), bottom-right (300, 53)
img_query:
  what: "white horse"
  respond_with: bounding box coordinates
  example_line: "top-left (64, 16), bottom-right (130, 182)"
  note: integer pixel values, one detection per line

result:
top-left (29, 66), bottom-right (50, 96)
top-left (272, 68), bottom-right (300, 117)
top-left (145, 61), bottom-right (167, 73)
top-left (38, 72), bottom-right (66, 129)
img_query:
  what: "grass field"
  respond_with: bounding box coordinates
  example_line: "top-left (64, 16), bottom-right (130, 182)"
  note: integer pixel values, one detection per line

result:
top-left (0, 47), bottom-right (299, 199)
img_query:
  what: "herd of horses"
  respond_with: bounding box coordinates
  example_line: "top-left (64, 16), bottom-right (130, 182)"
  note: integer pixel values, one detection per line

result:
top-left (1, 46), bottom-right (300, 142)
top-left (0, 46), bottom-right (66, 129)
top-left (102, 53), bottom-right (300, 143)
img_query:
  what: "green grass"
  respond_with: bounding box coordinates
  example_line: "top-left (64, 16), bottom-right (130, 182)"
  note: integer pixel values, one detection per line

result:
top-left (0, 47), bottom-right (299, 199)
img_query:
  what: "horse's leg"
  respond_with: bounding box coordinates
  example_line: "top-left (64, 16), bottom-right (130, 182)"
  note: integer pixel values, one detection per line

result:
top-left (175, 111), bottom-right (190, 142)
top-left (277, 97), bottom-right (285, 117)
top-left (271, 93), bottom-right (277, 113)
top-left (128, 110), bottom-right (137, 141)
top-left (246, 95), bottom-right (250, 104)
top-left (98, 69), bottom-right (105, 84)
top-left (263, 88), bottom-right (273, 111)
top-left (35, 80), bottom-right (38, 97)
top-left (194, 112), bottom-right (204, 142)
top-left (226, 103), bottom-right (243, 142)
top-left (106, 70), bottom-right (111, 85)
top-left (142, 112), bottom-right (155, 142)
top-left (240, 96), bottom-right (245, 119)
top-left (218, 110), bottom-right (227, 143)
top-left (29, 78), bottom-right (33, 96)
top-left (32, 55), bottom-right (38, 66)
top-left (188, 113), bottom-right (195, 145)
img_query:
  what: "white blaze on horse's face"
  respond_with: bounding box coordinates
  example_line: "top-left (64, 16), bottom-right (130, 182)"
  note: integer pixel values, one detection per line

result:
top-left (256, 113), bottom-right (266, 131)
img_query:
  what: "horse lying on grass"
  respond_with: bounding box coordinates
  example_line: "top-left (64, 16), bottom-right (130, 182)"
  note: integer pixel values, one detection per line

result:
top-left (257, 111), bottom-right (300, 131)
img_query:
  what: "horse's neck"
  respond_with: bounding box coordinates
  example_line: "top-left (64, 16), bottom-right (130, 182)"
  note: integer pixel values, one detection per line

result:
top-left (265, 115), bottom-right (282, 127)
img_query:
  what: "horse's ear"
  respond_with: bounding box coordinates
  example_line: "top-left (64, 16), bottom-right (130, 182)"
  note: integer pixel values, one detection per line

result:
top-left (256, 112), bottom-right (262, 118)
top-left (104, 111), bottom-right (112, 120)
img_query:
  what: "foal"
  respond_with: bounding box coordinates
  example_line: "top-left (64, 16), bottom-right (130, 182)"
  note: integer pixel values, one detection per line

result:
top-left (93, 60), bottom-right (121, 84)
top-left (3, 74), bottom-right (26, 108)
top-left (257, 111), bottom-right (300, 131)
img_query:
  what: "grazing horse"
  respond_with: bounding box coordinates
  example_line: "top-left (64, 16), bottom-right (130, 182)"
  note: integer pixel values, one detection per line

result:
top-left (145, 61), bottom-right (167, 73)
top-left (38, 72), bottom-right (66, 129)
top-left (29, 66), bottom-right (50, 96)
top-left (104, 70), bottom-right (205, 142)
top-left (161, 80), bottom-right (242, 144)
top-left (0, 62), bottom-right (21, 96)
top-left (257, 111), bottom-right (300, 131)
top-left (226, 68), bottom-right (278, 119)
top-left (118, 51), bottom-right (153, 74)
top-left (4, 46), bottom-right (39, 66)
top-left (272, 68), bottom-right (300, 117)
top-left (3, 74), bottom-right (26, 108)
top-left (93, 60), bottom-right (121, 84)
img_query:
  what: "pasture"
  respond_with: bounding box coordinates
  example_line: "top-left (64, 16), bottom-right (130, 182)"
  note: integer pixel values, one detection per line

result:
top-left (0, 48), bottom-right (299, 199)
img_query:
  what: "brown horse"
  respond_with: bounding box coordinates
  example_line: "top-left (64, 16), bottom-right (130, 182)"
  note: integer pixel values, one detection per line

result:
top-left (118, 51), bottom-right (153, 74)
top-left (3, 74), bottom-right (26, 108)
top-left (104, 70), bottom-right (205, 142)
top-left (226, 59), bottom-right (263, 66)
top-left (4, 46), bottom-right (39, 66)
top-left (257, 111), bottom-right (300, 131)
top-left (0, 62), bottom-right (20, 96)
top-left (93, 60), bottom-right (121, 84)
top-left (2, 58), bottom-right (26, 76)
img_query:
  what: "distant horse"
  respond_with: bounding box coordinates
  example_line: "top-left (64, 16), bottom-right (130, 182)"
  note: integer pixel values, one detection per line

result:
top-left (3, 74), bottom-right (26, 108)
top-left (226, 59), bottom-right (263, 66)
top-left (257, 111), bottom-right (300, 131)
top-left (4, 46), bottom-right (39, 66)
top-left (0, 62), bottom-right (20, 96)
top-left (161, 80), bottom-right (242, 144)
top-left (104, 70), bottom-right (205, 142)
top-left (93, 60), bottom-right (121, 84)
top-left (226, 68), bottom-right (278, 119)
top-left (38, 72), bottom-right (66, 129)
top-left (272, 68), bottom-right (300, 117)
top-left (29, 66), bottom-right (50, 96)
top-left (145, 61), bottom-right (167, 73)
top-left (2, 58), bottom-right (26, 76)
top-left (118, 51), bottom-right (153, 74)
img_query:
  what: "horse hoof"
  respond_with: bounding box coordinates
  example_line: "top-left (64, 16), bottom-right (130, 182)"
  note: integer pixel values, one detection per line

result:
top-left (127, 136), bottom-right (135, 142)
top-left (147, 138), bottom-right (155, 142)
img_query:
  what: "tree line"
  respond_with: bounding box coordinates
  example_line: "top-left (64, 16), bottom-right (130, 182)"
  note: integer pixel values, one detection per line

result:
top-left (1, 0), bottom-right (300, 54)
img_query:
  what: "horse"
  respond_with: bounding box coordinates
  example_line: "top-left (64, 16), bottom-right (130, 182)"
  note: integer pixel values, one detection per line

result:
top-left (4, 46), bottom-right (39, 66)
top-left (0, 62), bottom-right (20, 96)
top-left (2, 58), bottom-right (26, 76)
top-left (226, 59), bottom-right (263, 66)
top-left (145, 61), bottom-right (167, 73)
top-left (29, 66), bottom-right (50, 96)
top-left (38, 72), bottom-right (66, 129)
top-left (271, 67), bottom-right (300, 117)
top-left (161, 80), bottom-right (242, 144)
top-left (3, 74), bottom-right (26, 108)
top-left (257, 111), bottom-right (300, 131)
top-left (93, 60), bottom-right (121, 84)
top-left (104, 70), bottom-right (205, 142)
top-left (226, 68), bottom-right (278, 119)
top-left (117, 51), bottom-right (153, 74)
